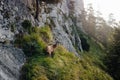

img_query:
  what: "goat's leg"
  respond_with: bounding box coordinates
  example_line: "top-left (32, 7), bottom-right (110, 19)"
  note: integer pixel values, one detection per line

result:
top-left (49, 52), bottom-right (51, 57)
top-left (51, 52), bottom-right (54, 58)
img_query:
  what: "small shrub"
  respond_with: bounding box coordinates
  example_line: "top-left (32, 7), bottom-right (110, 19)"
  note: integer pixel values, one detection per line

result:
top-left (21, 33), bottom-right (46, 57)
top-left (81, 36), bottom-right (90, 51)
top-left (39, 26), bottom-right (53, 43)
top-left (31, 27), bottom-right (39, 33)
top-left (14, 26), bottom-right (53, 57)
top-left (22, 20), bottom-right (32, 33)
top-left (14, 34), bottom-right (24, 48)
top-left (10, 23), bottom-right (16, 32)
top-left (4, 11), bottom-right (10, 18)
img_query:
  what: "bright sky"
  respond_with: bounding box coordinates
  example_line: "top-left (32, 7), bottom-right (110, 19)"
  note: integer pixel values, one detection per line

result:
top-left (84, 0), bottom-right (120, 21)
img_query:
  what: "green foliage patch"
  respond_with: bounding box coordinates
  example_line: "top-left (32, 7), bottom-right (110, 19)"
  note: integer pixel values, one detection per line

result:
top-left (15, 20), bottom-right (113, 80)
top-left (19, 25), bottom-right (113, 80)
top-left (105, 28), bottom-right (120, 80)
top-left (21, 45), bottom-right (113, 80)
top-left (14, 25), bottom-right (52, 57)
top-left (22, 20), bottom-right (32, 30)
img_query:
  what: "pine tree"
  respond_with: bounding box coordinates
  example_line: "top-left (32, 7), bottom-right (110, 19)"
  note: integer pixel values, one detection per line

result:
top-left (85, 4), bottom-right (96, 37)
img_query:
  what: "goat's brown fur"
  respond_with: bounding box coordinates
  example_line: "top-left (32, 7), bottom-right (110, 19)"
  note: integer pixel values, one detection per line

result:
top-left (46, 43), bottom-right (57, 57)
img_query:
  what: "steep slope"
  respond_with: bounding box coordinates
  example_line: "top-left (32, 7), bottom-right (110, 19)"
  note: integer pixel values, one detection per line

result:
top-left (0, 0), bottom-right (84, 55)
top-left (20, 26), bottom-right (113, 80)
top-left (0, 0), bottom-right (113, 80)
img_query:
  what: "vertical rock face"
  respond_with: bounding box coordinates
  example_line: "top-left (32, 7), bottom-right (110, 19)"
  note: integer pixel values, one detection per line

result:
top-left (0, 0), bottom-right (27, 80)
top-left (36, 0), bottom-right (84, 55)
top-left (0, 45), bottom-right (26, 80)
top-left (0, 0), bottom-right (84, 79)
top-left (0, 0), bottom-right (84, 55)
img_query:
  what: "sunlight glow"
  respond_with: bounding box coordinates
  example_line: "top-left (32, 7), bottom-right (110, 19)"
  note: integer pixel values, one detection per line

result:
top-left (84, 0), bottom-right (120, 21)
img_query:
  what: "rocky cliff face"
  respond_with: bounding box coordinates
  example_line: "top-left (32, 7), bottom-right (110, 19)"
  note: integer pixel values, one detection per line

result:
top-left (24, 0), bottom-right (84, 55)
top-left (0, 45), bottom-right (25, 80)
top-left (0, 0), bottom-right (84, 80)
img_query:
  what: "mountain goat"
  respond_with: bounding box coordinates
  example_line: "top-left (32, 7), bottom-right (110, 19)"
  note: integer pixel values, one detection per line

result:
top-left (46, 43), bottom-right (58, 57)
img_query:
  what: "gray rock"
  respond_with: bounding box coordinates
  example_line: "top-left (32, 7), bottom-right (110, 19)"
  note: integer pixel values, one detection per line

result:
top-left (1, 1), bottom-right (4, 5)
top-left (0, 7), bottom-right (3, 11)
top-left (0, 29), bottom-right (14, 42)
top-left (0, 46), bottom-right (26, 80)
top-left (0, 14), bottom-right (3, 20)
top-left (14, 7), bottom-right (18, 12)
top-left (0, 0), bottom-right (84, 54)
top-left (0, 24), bottom-right (2, 28)
top-left (0, 0), bottom-right (85, 79)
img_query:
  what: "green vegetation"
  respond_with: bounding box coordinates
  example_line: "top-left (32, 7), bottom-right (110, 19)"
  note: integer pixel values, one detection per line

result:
top-left (81, 4), bottom-right (113, 47)
top-left (81, 4), bottom-right (120, 79)
top-left (38, 26), bottom-right (53, 43)
top-left (22, 20), bottom-right (32, 33)
top-left (77, 31), bottom-right (106, 70)
top-left (15, 20), bottom-right (113, 80)
top-left (22, 20), bottom-right (32, 29)
top-left (105, 28), bottom-right (120, 80)
top-left (10, 23), bottom-right (16, 32)
top-left (15, 22), bottom-right (52, 57)
top-left (21, 44), bottom-right (113, 80)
